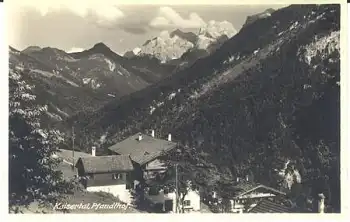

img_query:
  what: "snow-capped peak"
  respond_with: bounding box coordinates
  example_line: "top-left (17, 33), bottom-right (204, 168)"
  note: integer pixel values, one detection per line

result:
top-left (199, 20), bottom-right (237, 39)
top-left (196, 35), bottom-right (215, 50)
top-left (208, 20), bottom-right (216, 26)
top-left (133, 47), bottom-right (141, 55)
top-left (136, 30), bottom-right (194, 62)
top-left (160, 30), bottom-right (170, 39)
top-left (128, 20), bottom-right (237, 62)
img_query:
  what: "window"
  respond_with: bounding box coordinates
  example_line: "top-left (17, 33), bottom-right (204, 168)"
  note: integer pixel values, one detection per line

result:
top-left (149, 186), bottom-right (160, 195)
top-left (163, 188), bottom-right (169, 194)
top-left (112, 173), bottom-right (122, 180)
top-left (183, 200), bottom-right (191, 206)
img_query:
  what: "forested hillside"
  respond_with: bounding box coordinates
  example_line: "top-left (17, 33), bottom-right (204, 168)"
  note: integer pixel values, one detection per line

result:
top-left (64, 5), bottom-right (340, 211)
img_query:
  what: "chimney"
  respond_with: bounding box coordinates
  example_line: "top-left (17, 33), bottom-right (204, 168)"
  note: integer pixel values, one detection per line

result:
top-left (168, 133), bottom-right (172, 142)
top-left (318, 193), bottom-right (325, 213)
top-left (138, 133), bottom-right (143, 141)
top-left (212, 191), bottom-right (217, 199)
top-left (151, 130), bottom-right (155, 138)
top-left (91, 146), bottom-right (96, 157)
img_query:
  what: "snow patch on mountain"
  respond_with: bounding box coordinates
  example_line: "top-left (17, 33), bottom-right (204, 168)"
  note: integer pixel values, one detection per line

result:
top-left (196, 35), bottom-right (215, 50)
top-left (30, 69), bottom-right (79, 87)
top-left (88, 54), bottom-right (105, 61)
top-left (129, 20), bottom-right (237, 62)
top-left (138, 31), bottom-right (194, 62)
top-left (82, 78), bottom-right (101, 89)
top-left (62, 56), bottom-right (79, 62)
top-left (104, 58), bottom-right (116, 71)
top-left (115, 64), bottom-right (131, 77)
top-left (199, 20), bottom-right (237, 39)
top-left (133, 47), bottom-right (141, 55)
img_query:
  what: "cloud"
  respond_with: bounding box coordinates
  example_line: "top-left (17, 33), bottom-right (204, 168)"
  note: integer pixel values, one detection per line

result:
top-left (116, 18), bottom-right (151, 34)
top-left (10, 0), bottom-right (125, 25)
top-left (149, 16), bottom-right (170, 27)
top-left (67, 47), bottom-right (84, 53)
top-left (149, 6), bottom-right (206, 29)
top-left (120, 26), bottom-right (149, 34)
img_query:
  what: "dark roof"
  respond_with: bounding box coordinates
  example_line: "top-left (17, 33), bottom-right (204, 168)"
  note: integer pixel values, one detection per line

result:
top-left (145, 193), bottom-right (172, 204)
top-left (249, 199), bottom-right (295, 213)
top-left (55, 149), bottom-right (92, 165)
top-left (108, 133), bottom-right (177, 165)
top-left (56, 161), bottom-right (77, 181)
top-left (76, 155), bottom-right (134, 174)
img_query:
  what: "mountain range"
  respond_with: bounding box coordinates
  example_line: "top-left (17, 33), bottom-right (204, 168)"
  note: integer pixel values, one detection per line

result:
top-left (124, 20), bottom-right (237, 66)
top-left (9, 43), bottom-right (176, 125)
top-left (9, 5), bottom-right (340, 212)
top-left (9, 20), bottom-right (240, 126)
top-left (61, 4), bottom-right (340, 211)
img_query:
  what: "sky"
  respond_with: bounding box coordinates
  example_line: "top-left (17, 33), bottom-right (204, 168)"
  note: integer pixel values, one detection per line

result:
top-left (7, 1), bottom-right (288, 55)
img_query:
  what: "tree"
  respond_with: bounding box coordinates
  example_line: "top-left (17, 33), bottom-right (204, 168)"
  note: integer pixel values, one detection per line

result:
top-left (158, 144), bottom-right (201, 213)
top-left (9, 68), bottom-right (67, 209)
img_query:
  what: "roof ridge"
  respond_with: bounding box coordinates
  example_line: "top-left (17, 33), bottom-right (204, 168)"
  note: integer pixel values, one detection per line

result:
top-left (80, 154), bottom-right (131, 159)
top-left (235, 183), bottom-right (286, 197)
top-left (79, 154), bottom-right (134, 174)
top-left (107, 133), bottom-right (177, 165)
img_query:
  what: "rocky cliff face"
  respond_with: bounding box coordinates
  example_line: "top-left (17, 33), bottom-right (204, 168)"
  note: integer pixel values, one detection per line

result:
top-left (124, 20), bottom-right (237, 63)
top-left (243, 8), bottom-right (276, 28)
top-left (66, 4), bottom-right (340, 211)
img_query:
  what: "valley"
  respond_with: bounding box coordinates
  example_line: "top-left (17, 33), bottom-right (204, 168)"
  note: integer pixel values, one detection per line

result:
top-left (8, 4), bottom-right (341, 213)
top-left (63, 4), bottom-right (340, 212)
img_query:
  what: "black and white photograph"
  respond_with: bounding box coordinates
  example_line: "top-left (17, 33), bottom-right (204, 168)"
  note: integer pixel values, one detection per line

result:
top-left (4, 0), bottom-right (345, 215)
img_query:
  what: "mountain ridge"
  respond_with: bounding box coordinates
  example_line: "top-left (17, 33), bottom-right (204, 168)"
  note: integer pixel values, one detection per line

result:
top-left (9, 42), bottom-right (176, 126)
top-left (243, 8), bottom-right (276, 28)
top-left (62, 4), bottom-right (340, 211)
top-left (124, 20), bottom-right (237, 64)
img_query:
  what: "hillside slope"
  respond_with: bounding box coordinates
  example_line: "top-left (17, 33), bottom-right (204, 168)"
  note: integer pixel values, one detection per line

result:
top-left (65, 5), bottom-right (340, 211)
top-left (9, 43), bottom-right (175, 125)
top-left (69, 43), bottom-right (176, 84)
top-left (9, 47), bottom-right (108, 125)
